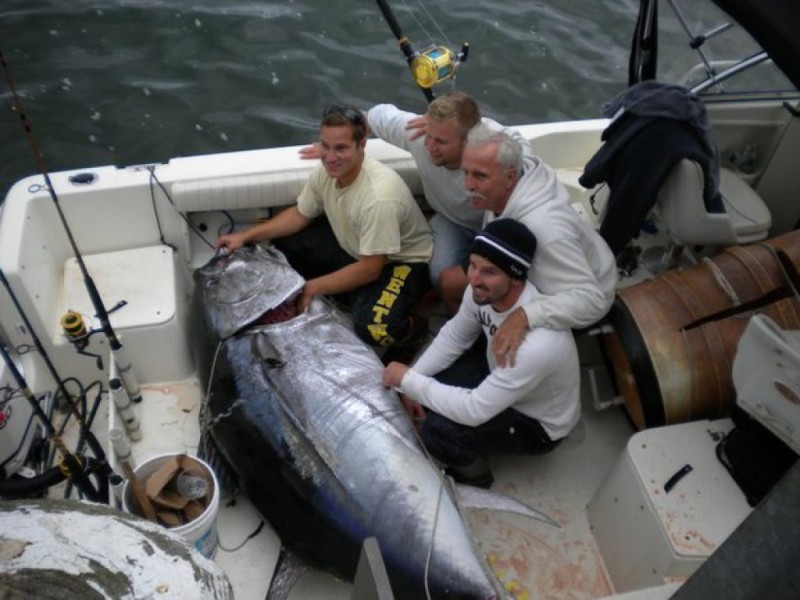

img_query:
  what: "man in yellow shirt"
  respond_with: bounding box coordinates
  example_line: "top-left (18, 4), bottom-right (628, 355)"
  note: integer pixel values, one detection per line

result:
top-left (216, 104), bottom-right (433, 350)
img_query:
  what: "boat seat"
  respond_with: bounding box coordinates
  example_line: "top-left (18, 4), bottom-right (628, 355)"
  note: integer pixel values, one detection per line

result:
top-left (732, 314), bottom-right (800, 454)
top-left (169, 149), bottom-right (421, 214)
top-left (656, 159), bottom-right (772, 248)
top-left (172, 172), bottom-right (310, 213)
top-left (587, 419), bottom-right (751, 592)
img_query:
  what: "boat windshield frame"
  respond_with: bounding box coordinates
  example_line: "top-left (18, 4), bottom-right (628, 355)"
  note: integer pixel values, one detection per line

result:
top-left (630, 0), bottom-right (800, 101)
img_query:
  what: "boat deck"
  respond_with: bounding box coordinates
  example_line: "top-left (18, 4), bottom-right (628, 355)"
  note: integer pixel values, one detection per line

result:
top-left (101, 344), bottom-right (643, 600)
top-left (39, 189), bottom-right (720, 599)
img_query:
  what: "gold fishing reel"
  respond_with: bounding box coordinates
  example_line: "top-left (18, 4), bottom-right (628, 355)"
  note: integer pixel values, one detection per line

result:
top-left (410, 43), bottom-right (469, 89)
top-left (60, 310), bottom-right (104, 369)
top-left (61, 310), bottom-right (87, 343)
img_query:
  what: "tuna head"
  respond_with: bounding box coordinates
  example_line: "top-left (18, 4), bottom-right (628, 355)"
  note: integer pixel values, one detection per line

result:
top-left (194, 245), bottom-right (305, 339)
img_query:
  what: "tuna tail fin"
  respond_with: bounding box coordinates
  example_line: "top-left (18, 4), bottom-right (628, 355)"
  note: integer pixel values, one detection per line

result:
top-left (266, 546), bottom-right (308, 600)
top-left (453, 482), bottom-right (561, 529)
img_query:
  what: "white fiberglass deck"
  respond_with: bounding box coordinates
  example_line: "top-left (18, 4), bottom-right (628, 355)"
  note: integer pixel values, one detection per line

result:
top-left (110, 360), bottom-right (642, 600)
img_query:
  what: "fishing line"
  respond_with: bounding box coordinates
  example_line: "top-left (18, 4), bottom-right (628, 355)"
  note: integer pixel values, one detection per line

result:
top-left (399, 0), bottom-right (454, 49)
top-left (423, 468), bottom-right (445, 600)
top-left (146, 165), bottom-right (215, 250)
top-left (400, 393), bottom-right (451, 600)
top-left (398, 0), bottom-right (436, 47)
top-left (146, 168), bottom-right (176, 251)
top-left (0, 47), bottom-right (143, 407)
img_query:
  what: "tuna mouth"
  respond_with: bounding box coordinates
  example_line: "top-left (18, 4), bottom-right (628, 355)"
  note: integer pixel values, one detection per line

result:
top-left (252, 296), bottom-right (300, 326)
top-left (196, 245), bottom-right (307, 338)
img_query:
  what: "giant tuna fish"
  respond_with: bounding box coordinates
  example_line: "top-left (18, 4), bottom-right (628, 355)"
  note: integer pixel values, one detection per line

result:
top-left (193, 245), bottom-right (554, 599)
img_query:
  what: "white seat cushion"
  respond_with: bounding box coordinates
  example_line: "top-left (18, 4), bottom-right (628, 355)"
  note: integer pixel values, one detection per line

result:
top-left (719, 167), bottom-right (772, 241)
top-left (657, 160), bottom-right (771, 247)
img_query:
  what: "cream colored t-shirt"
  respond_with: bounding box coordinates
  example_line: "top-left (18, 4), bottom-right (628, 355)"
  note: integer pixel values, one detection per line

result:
top-left (296, 158), bottom-right (432, 264)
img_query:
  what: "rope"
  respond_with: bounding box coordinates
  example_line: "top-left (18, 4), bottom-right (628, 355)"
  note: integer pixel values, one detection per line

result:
top-left (702, 256), bottom-right (741, 305)
top-left (199, 339), bottom-right (225, 444)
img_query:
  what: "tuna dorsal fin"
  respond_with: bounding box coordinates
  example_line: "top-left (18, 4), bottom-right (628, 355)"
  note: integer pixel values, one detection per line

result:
top-left (454, 483), bottom-right (561, 529)
top-left (265, 545), bottom-right (308, 600)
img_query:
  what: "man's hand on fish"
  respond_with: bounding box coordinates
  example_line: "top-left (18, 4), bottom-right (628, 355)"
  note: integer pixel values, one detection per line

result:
top-left (382, 361), bottom-right (409, 389)
top-left (405, 114), bottom-right (428, 141)
top-left (215, 231), bottom-right (248, 253)
top-left (491, 307), bottom-right (528, 368)
top-left (383, 363), bottom-right (425, 425)
top-left (294, 282), bottom-right (317, 314)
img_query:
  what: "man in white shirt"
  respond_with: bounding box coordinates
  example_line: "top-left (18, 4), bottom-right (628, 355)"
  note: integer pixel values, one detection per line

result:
top-left (458, 125), bottom-right (617, 368)
top-left (383, 219), bottom-right (581, 488)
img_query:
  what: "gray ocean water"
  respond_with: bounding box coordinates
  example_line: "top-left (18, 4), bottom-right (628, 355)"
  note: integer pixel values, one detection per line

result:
top-left (0, 0), bottom-right (640, 199)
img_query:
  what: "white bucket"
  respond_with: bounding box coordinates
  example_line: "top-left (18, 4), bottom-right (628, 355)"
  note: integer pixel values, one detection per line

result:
top-left (122, 453), bottom-right (220, 559)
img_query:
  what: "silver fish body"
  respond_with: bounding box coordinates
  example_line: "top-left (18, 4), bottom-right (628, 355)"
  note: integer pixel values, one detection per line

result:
top-left (194, 246), bottom-right (502, 599)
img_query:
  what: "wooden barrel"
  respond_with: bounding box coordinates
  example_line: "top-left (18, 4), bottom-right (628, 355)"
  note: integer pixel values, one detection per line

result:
top-left (604, 231), bottom-right (800, 430)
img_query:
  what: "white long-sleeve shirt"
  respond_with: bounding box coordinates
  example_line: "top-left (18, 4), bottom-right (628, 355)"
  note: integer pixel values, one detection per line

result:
top-left (367, 104), bottom-right (535, 232)
top-left (399, 283), bottom-right (581, 440)
top-left (368, 103), bottom-right (616, 330)
top-left (367, 103), bottom-right (482, 230)
top-left (488, 155), bottom-right (618, 330)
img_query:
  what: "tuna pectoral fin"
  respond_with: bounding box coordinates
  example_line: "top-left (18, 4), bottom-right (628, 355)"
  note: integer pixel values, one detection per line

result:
top-left (254, 335), bottom-right (284, 368)
top-left (454, 483), bottom-right (561, 529)
top-left (265, 546), bottom-right (308, 600)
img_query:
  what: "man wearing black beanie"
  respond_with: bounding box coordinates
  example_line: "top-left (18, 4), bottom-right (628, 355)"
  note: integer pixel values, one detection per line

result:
top-left (383, 219), bottom-right (581, 488)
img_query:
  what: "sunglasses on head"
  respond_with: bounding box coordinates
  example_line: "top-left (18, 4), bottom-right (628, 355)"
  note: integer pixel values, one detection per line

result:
top-left (322, 104), bottom-right (364, 125)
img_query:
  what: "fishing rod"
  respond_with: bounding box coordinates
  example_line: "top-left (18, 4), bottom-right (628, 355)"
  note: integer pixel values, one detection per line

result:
top-left (375, 0), bottom-right (469, 103)
top-left (1, 268), bottom-right (112, 501)
top-left (0, 342), bottom-right (102, 502)
top-left (0, 47), bottom-right (142, 405)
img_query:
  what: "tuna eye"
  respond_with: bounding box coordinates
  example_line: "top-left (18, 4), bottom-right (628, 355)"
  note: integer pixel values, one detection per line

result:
top-left (204, 277), bottom-right (219, 288)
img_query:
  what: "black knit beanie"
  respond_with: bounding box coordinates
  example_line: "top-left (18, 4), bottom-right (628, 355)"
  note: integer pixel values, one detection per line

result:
top-left (470, 219), bottom-right (536, 280)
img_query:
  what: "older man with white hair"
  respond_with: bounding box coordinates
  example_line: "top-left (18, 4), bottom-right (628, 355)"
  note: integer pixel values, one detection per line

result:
top-left (443, 124), bottom-right (617, 367)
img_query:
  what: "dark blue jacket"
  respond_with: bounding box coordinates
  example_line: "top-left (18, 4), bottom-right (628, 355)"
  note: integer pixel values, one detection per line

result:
top-left (579, 82), bottom-right (722, 255)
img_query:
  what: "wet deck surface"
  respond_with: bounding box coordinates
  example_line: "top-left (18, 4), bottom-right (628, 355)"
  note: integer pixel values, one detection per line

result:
top-left (473, 384), bottom-right (633, 600)
top-left (227, 362), bottom-right (634, 600)
top-left (56, 338), bottom-right (636, 600)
